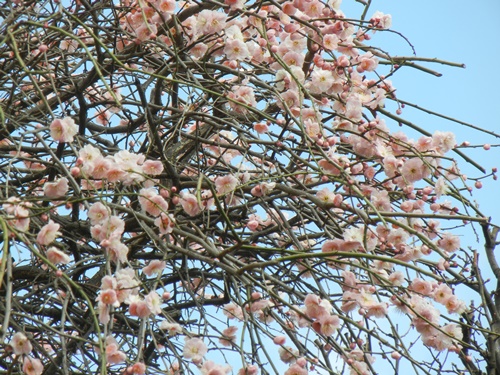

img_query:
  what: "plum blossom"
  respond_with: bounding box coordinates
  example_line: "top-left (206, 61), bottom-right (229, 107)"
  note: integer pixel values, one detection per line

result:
top-left (50, 117), bottom-right (78, 143)
top-left (37, 220), bottom-right (61, 245)
top-left (154, 212), bottom-right (175, 234)
top-left (215, 175), bottom-right (239, 195)
top-left (43, 177), bottom-right (69, 198)
top-left (183, 337), bottom-right (207, 364)
top-left (22, 356), bottom-right (43, 375)
top-left (88, 202), bottom-right (110, 225)
top-left (201, 360), bottom-right (232, 375)
top-left (105, 336), bottom-right (127, 364)
top-left (227, 85), bottom-right (257, 114)
top-left (370, 11), bottom-right (392, 29)
top-left (223, 303), bottom-right (244, 320)
top-left (160, 321), bottom-right (183, 336)
top-left (10, 332), bottom-right (32, 355)
top-left (437, 233), bottom-right (460, 253)
top-left (46, 247), bottom-right (71, 265)
top-left (142, 260), bottom-right (166, 276)
top-left (179, 192), bottom-right (202, 217)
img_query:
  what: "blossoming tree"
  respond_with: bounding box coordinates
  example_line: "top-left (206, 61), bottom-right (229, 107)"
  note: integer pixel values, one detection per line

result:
top-left (0, 1), bottom-right (498, 375)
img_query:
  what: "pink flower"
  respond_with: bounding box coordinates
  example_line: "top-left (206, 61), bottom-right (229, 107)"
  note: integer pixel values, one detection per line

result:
top-left (410, 278), bottom-right (434, 296)
top-left (88, 202), bottom-right (110, 225)
top-left (22, 356), bottom-right (43, 375)
top-left (238, 364), bottom-right (259, 375)
top-left (279, 346), bottom-right (299, 364)
top-left (437, 233), bottom-right (460, 253)
top-left (219, 326), bottom-right (238, 347)
top-left (223, 303), bottom-right (244, 320)
top-left (318, 314), bottom-right (340, 336)
top-left (183, 337), bottom-right (207, 364)
top-left (253, 122), bottom-right (269, 134)
top-left (401, 158), bottom-right (429, 183)
top-left (224, 38), bottom-right (250, 61)
top-left (139, 188), bottom-right (169, 217)
top-left (215, 175), bottom-right (239, 195)
top-left (142, 260), bottom-right (166, 276)
top-left (304, 293), bottom-right (332, 320)
top-left (154, 212), bottom-right (175, 234)
top-left (433, 284), bottom-right (453, 304)
top-left (201, 360), bottom-right (232, 375)
top-left (227, 85), bottom-right (257, 114)
top-left (97, 289), bottom-right (120, 307)
top-left (37, 220), bottom-right (61, 245)
top-left (145, 291), bottom-right (162, 315)
top-left (284, 363), bottom-right (308, 375)
top-left (128, 295), bottom-right (151, 318)
top-left (10, 332), bottom-right (32, 355)
top-left (43, 177), bottom-right (69, 198)
top-left (179, 192), bottom-right (202, 216)
top-left (105, 337), bottom-right (127, 364)
top-left (142, 160), bottom-right (164, 175)
top-left (160, 321), bottom-right (183, 336)
top-left (46, 247), bottom-right (71, 265)
top-left (50, 117), bottom-right (78, 143)
top-left (196, 10), bottom-right (227, 36)
top-left (370, 11), bottom-right (392, 29)
top-left (129, 362), bottom-right (146, 375)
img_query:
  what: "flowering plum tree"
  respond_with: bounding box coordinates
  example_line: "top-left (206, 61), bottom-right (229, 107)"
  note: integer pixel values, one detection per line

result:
top-left (0, 1), bottom-right (498, 375)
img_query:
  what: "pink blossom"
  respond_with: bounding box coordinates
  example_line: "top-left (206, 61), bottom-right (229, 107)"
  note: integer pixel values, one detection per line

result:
top-left (284, 363), bottom-right (308, 375)
top-left (433, 284), bottom-right (453, 304)
top-left (43, 177), bottom-right (69, 198)
top-left (304, 293), bottom-right (332, 320)
top-left (224, 38), bottom-right (250, 61)
top-left (105, 337), bottom-right (127, 364)
top-left (97, 289), bottom-right (120, 307)
top-left (142, 160), bottom-right (164, 175)
top-left (437, 233), bottom-right (460, 253)
top-left (139, 188), bottom-right (169, 217)
top-left (228, 85), bottom-right (257, 114)
top-left (196, 10), bottom-right (227, 36)
top-left (37, 220), bottom-right (61, 245)
top-left (401, 158), bottom-right (430, 183)
top-left (410, 278), bottom-right (434, 296)
top-left (223, 303), bottom-right (244, 320)
top-left (183, 337), bottom-right (208, 364)
top-left (444, 295), bottom-right (467, 315)
top-left (128, 295), bottom-right (151, 318)
top-left (201, 360), bottom-right (232, 375)
top-left (215, 175), bottom-right (239, 195)
top-left (88, 202), bottom-right (110, 225)
top-left (179, 192), bottom-right (202, 216)
top-left (145, 291), bottom-right (162, 315)
top-left (238, 364), bottom-right (259, 375)
top-left (142, 260), bottom-right (166, 276)
top-left (160, 321), bottom-right (183, 336)
top-left (129, 362), bottom-right (146, 375)
top-left (50, 117), bottom-right (78, 143)
top-left (46, 247), bottom-right (71, 265)
top-left (22, 356), bottom-right (43, 375)
top-left (318, 314), bottom-right (340, 336)
top-left (279, 346), bottom-right (299, 364)
top-left (10, 332), bottom-right (32, 355)
top-left (432, 131), bottom-right (456, 155)
top-left (253, 122), bottom-right (269, 134)
top-left (370, 11), bottom-right (392, 29)
top-left (219, 326), bottom-right (238, 347)
top-left (154, 212), bottom-right (175, 234)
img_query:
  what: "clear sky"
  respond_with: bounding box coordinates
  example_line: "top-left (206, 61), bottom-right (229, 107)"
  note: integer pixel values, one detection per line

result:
top-left (344, 0), bottom-right (500, 225)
